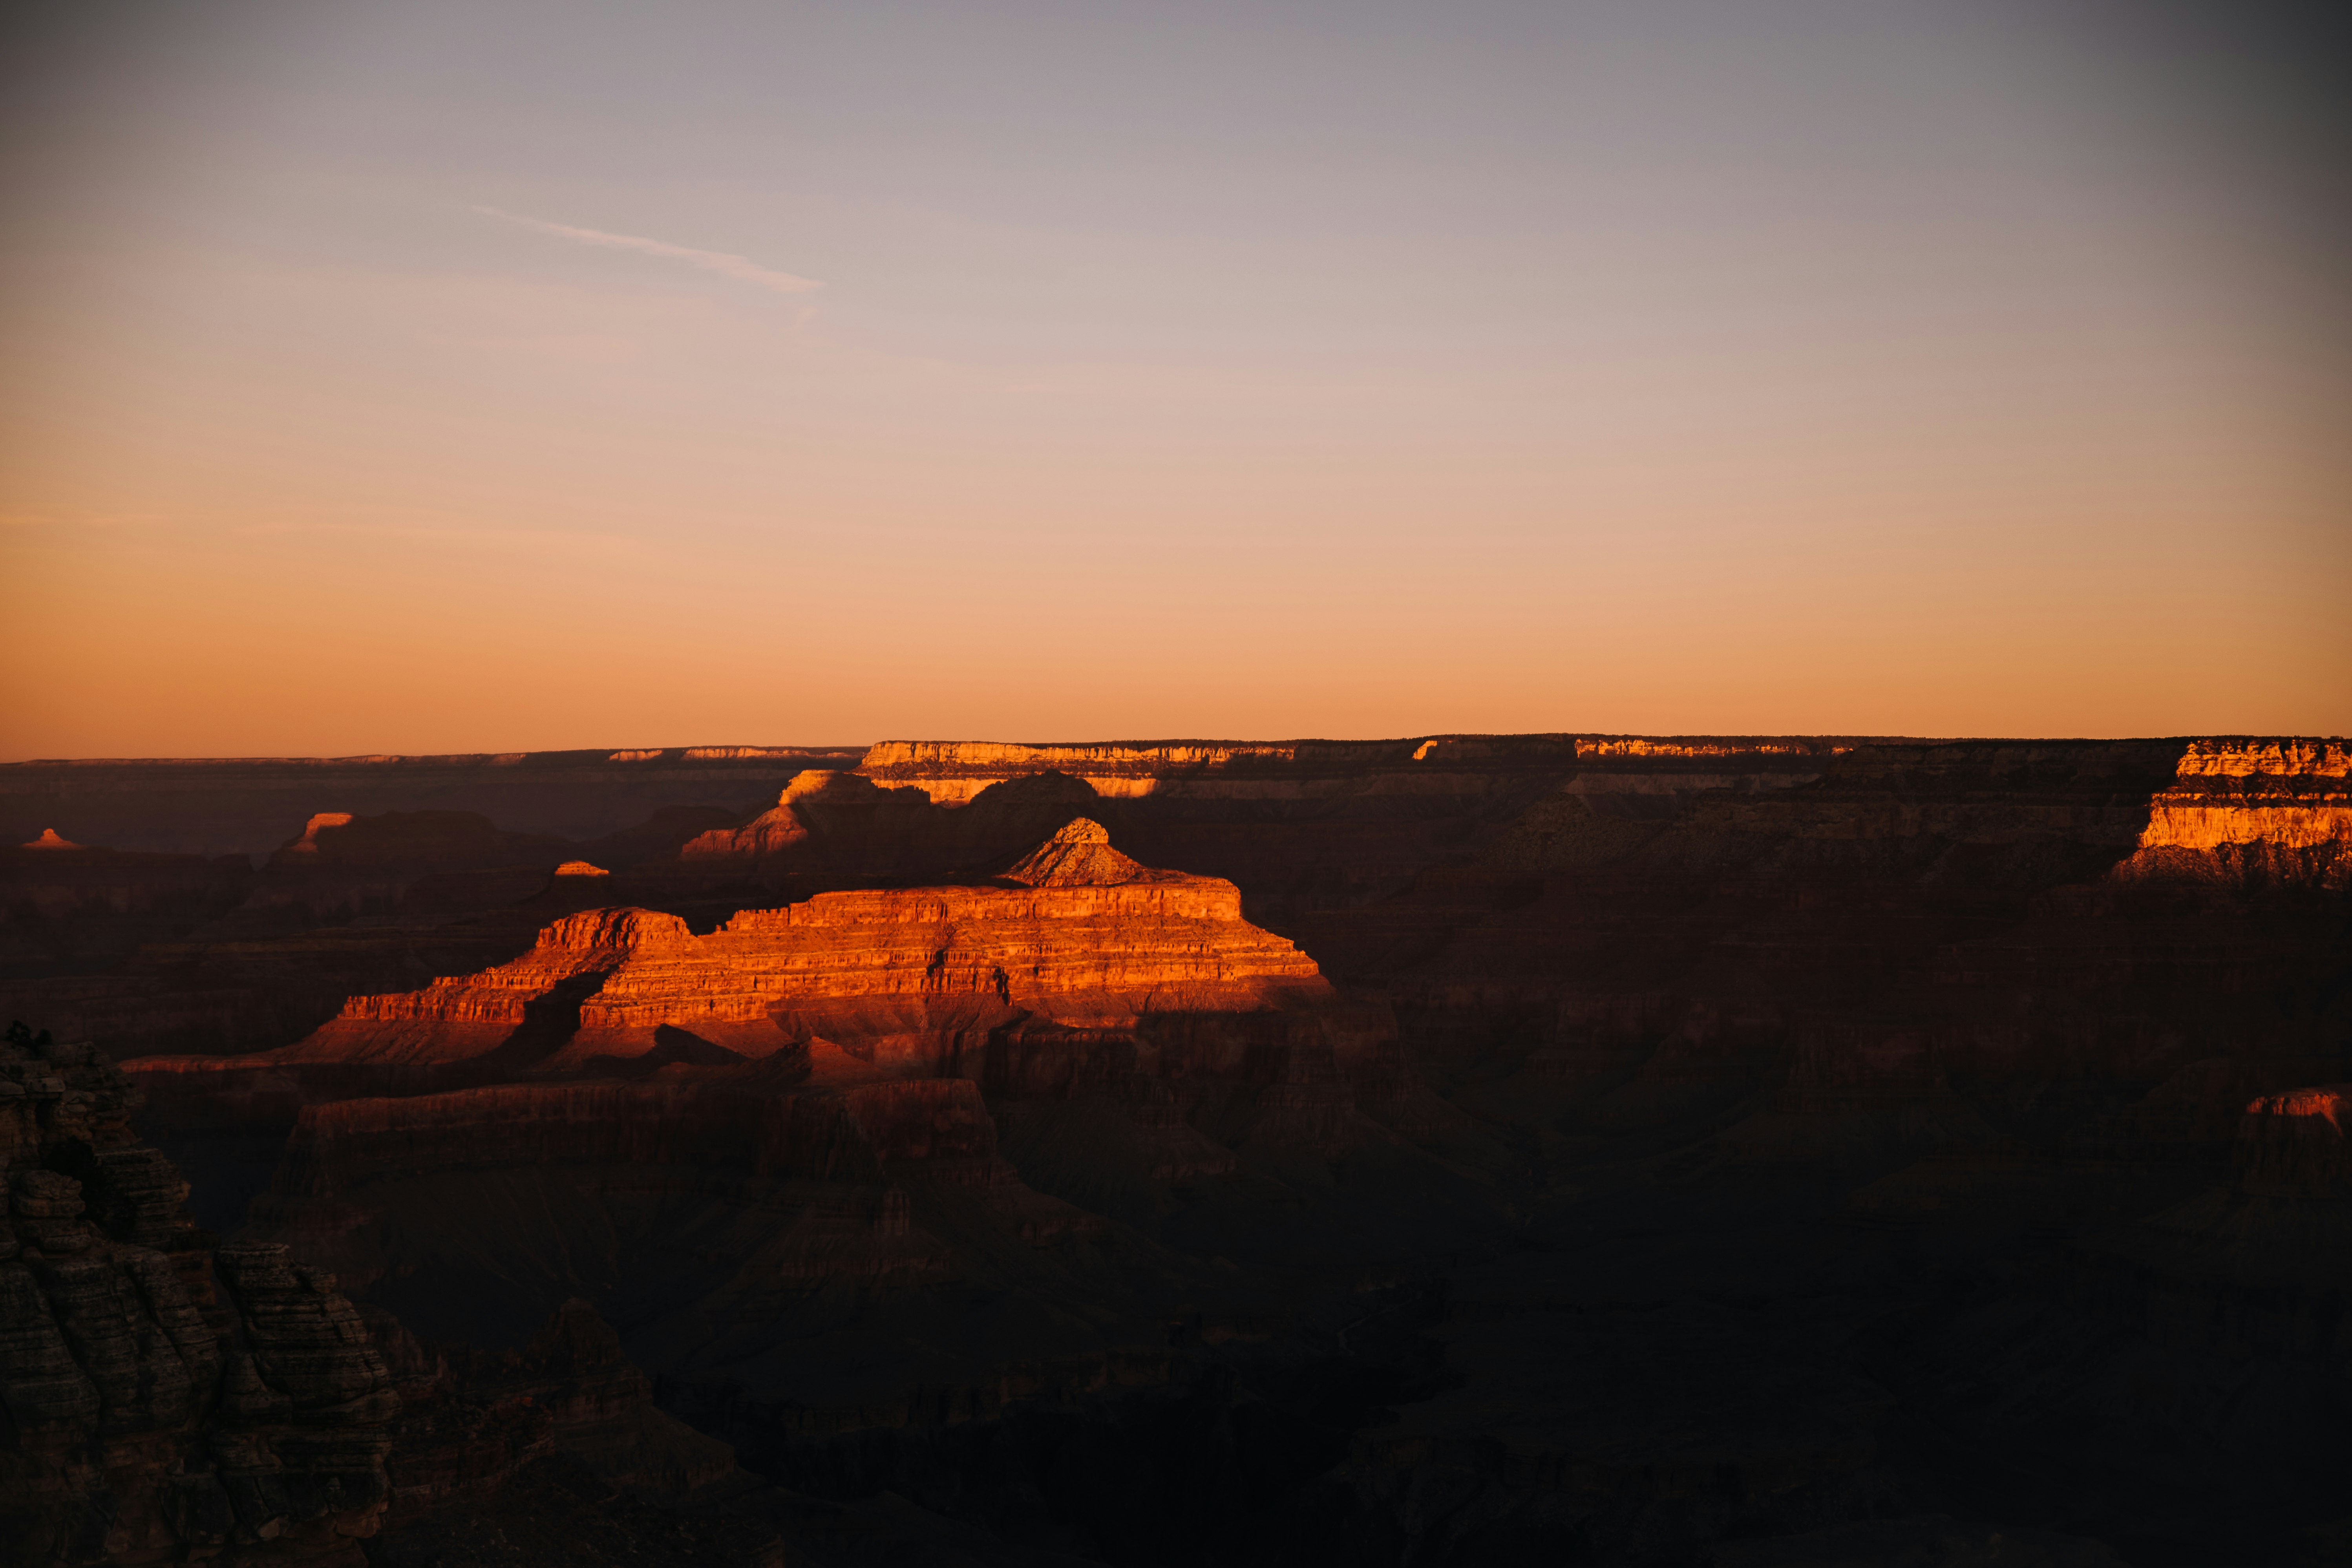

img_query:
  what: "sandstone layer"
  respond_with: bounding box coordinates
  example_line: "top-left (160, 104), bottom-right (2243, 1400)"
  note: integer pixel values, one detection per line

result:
top-left (132, 819), bottom-right (1329, 1105)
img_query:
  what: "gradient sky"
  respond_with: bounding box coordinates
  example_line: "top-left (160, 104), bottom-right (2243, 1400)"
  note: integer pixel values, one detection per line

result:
top-left (3, 0), bottom-right (2346, 758)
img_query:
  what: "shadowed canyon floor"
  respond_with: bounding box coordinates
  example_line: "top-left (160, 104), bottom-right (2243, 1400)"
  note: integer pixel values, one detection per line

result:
top-left (3, 735), bottom-right (2348, 1565)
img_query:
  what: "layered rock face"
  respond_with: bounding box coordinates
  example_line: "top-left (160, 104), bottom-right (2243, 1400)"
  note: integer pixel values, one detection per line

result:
top-left (0, 1022), bottom-right (401, 1566)
top-left (0, 802), bottom-right (749, 1070)
top-left (2127, 738), bottom-right (2350, 886)
top-left (673, 767), bottom-right (1107, 894)
top-left (847, 735), bottom-right (1857, 932)
top-left (121, 821), bottom-right (1419, 1362)
top-left (856, 735), bottom-right (1854, 806)
top-left (2237, 1084), bottom-right (2352, 1193)
top-left (137, 820), bottom-right (1327, 1095)
top-left (0, 735), bottom-right (1868, 1064)
top-left (0, 1021), bottom-right (801, 1567)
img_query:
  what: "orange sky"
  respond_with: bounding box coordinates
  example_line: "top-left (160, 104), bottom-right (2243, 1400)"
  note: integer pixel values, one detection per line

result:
top-left (4, 1), bottom-right (2347, 758)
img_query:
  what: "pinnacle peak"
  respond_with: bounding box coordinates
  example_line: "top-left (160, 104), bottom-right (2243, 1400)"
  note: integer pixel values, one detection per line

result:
top-left (1002, 817), bottom-right (1147, 886)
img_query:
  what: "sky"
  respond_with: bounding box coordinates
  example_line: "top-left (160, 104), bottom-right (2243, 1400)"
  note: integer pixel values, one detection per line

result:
top-left (2, 0), bottom-right (2346, 758)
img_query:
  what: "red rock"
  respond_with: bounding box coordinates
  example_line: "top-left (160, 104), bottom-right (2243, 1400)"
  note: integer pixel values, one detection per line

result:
top-left (2237, 1085), bottom-right (2352, 1194)
top-left (1000, 816), bottom-right (1171, 886)
top-left (131, 821), bottom-right (1327, 1093)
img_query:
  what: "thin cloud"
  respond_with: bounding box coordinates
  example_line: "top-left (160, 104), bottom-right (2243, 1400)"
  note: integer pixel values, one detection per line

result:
top-left (475, 206), bottom-right (823, 295)
top-left (230, 518), bottom-right (651, 552)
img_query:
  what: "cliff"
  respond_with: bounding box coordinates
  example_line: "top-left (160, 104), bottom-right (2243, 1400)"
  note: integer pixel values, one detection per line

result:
top-left (0, 1023), bottom-right (402, 1566)
top-left (857, 734), bottom-right (1853, 805)
top-left (2236, 1085), bottom-right (2352, 1195)
top-left (841, 736), bottom-right (1860, 934)
top-left (132, 821), bottom-right (1328, 1098)
top-left (117, 822), bottom-right (1480, 1430)
top-left (0, 801), bottom-right (750, 1067)
top-left (0, 1020), bottom-right (790, 1566)
top-left (2128, 739), bottom-right (2351, 883)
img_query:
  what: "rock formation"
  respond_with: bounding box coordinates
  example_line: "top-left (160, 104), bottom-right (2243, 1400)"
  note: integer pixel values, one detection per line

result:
top-left (5, 734), bottom-right (2348, 1565)
top-left (0, 1021), bottom-right (400, 1566)
top-left (132, 819), bottom-right (1329, 1098)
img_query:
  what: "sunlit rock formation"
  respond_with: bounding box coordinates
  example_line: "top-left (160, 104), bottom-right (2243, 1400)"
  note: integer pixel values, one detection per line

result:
top-left (2234, 1084), bottom-right (2352, 1195)
top-left (115, 818), bottom-right (1488, 1450)
top-left (133, 818), bottom-right (1328, 1101)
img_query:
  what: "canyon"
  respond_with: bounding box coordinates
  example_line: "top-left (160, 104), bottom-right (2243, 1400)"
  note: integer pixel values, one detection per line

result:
top-left (3, 734), bottom-right (2346, 1565)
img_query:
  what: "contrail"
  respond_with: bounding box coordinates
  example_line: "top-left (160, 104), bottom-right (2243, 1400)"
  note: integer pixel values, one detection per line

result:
top-left (475, 206), bottom-right (822, 294)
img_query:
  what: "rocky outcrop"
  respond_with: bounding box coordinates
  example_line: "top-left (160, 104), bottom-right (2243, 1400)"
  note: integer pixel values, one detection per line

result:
top-left (1000, 816), bottom-right (1173, 887)
top-left (129, 822), bottom-right (1329, 1097)
top-left (2125, 739), bottom-right (2350, 888)
top-left (115, 820), bottom-right (1488, 1465)
top-left (0, 1022), bottom-right (796, 1567)
top-left (673, 769), bottom-right (1105, 898)
top-left (2236, 1085), bottom-right (2352, 1195)
top-left (679, 770), bottom-right (875, 860)
top-left (0, 1023), bottom-right (400, 1566)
